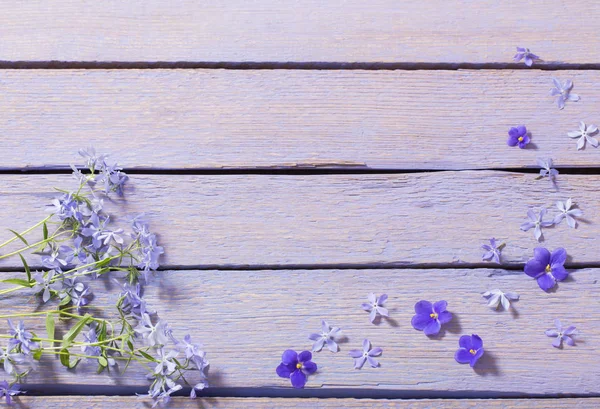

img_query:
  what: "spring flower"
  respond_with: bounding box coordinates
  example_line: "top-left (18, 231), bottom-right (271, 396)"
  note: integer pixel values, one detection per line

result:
top-left (568, 121), bottom-right (598, 150)
top-left (455, 334), bottom-right (484, 367)
top-left (32, 271), bottom-right (63, 303)
top-left (134, 314), bottom-right (169, 347)
top-left (550, 78), bottom-right (579, 109)
top-left (507, 126), bottom-right (530, 149)
top-left (7, 320), bottom-right (38, 355)
top-left (537, 158), bottom-right (559, 184)
top-left (361, 293), bottom-right (389, 323)
top-left (276, 350), bottom-right (317, 389)
top-left (520, 208), bottom-right (553, 242)
top-left (524, 247), bottom-right (568, 292)
top-left (348, 339), bottom-right (382, 369)
top-left (513, 47), bottom-right (539, 66)
top-left (0, 348), bottom-right (25, 374)
top-left (545, 319), bottom-right (576, 348)
top-left (481, 238), bottom-right (503, 263)
top-left (482, 289), bottom-right (519, 310)
top-left (554, 198), bottom-right (583, 228)
top-left (81, 328), bottom-right (101, 357)
top-left (154, 348), bottom-right (179, 376)
top-left (309, 320), bottom-right (341, 352)
top-left (0, 381), bottom-right (22, 405)
top-left (411, 300), bottom-right (452, 336)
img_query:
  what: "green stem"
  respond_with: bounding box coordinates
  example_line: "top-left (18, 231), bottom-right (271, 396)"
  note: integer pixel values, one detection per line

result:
top-left (0, 215), bottom-right (53, 250)
top-left (0, 231), bottom-right (71, 260)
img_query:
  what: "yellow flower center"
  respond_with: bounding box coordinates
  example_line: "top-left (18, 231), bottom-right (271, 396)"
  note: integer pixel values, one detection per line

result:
top-left (545, 264), bottom-right (552, 273)
top-left (469, 349), bottom-right (476, 355)
top-left (296, 363), bottom-right (303, 369)
top-left (430, 313), bottom-right (438, 319)
top-left (518, 136), bottom-right (523, 142)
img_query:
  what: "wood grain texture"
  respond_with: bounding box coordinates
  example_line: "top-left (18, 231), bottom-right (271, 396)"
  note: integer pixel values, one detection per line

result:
top-left (0, 172), bottom-right (598, 268)
top-left (7, 397), bottom-right (600, 409)
top-left (0, 1), bottom-right (598, 63)
top-left (0, 70), bottom-right (600, 170)
top-left (1, 269), bottom-right (597, 392)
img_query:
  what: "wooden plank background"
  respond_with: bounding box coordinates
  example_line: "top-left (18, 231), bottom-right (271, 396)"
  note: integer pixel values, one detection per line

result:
top-left (1, 268), bottom-right (595, 393)
top-left (0, 1), bottom-right (598, 64)
top-left (0, 70), bottom-right (599, 171)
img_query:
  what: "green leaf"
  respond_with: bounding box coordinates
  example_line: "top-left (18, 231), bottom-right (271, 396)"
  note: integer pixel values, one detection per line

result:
top-left (0, 278), bottom-right (32, 287)
top-left (58, 295), bottom-right (72, 307)
top-left (8, 229), bottom-right (28, 246)
top-left (18, 254), bottom-right (32, 282)
top-left (43, 222), bottom-right (49, 241)
top-left (138, 350), bottom-right (157, 362)
top-left (62, 314), bottom-right (92, 347)
top-left (98, 356), bottom-right (108, 367)
top-left (46, 313), bottom-right (55, 344)
top-left (126, 340), bottom-right (134, 352)
top-left (59, 348), bottom-right (71, 368)
top-left (32, 349), bottom-right (42, 360)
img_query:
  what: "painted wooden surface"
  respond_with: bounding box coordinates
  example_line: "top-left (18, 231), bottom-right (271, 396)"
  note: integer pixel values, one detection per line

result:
top-left (0, 70), bottom-right (599, 171)
top-left (5, 396), bottom-right (600, 409)
top-left (1, 268), bottom-right (596, 393)
top-left (7, 397), bottom-right (600, 408)
top-left (0, 172), bottom-right (598, 269)
top-left (0, 1), bottom-right (598, 64)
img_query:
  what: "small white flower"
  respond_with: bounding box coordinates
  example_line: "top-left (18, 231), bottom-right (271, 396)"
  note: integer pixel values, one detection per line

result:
top-left (568, 122), bottom-right (598, 150)
top-left (482, 289), bottom-right (519, 310)
top-left (554, 198), bottom-right (583, 228)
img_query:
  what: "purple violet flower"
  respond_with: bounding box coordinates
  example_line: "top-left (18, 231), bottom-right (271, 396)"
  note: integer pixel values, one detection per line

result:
top-left (7, 320), bottom-right (38, 355)
top-left (568, 121), bottom-right (598, 150)
top-left (276, 350), bottom-right (317, 389)
top-left (550, 78), bottom-right (579, 110)
top-left (411, 300), bottom-right (452, 336)
top-left (309, 320), bottom-right (341, 353)
top-left (524, 247), bottom-right (568, 292)
top-left (520, 208), bottom-right (553, 242)
top-left (454, 334), bottom-right (484, 367)
top-left (507, 125), bottom-right (530, 149)
top-left (513, 47), bottom-right (539, 66)
top-left (32, 271), bottom-right (63, 303)
top-left (0, 347), bottom-right (25, 374)
top-left (554, 198), bottom-right (583, 228)
top-left (0, 381), bottom-right (22, 405)
top-left (81, 328), bottom-right (101, 357)
top-left (545, 319), bottom-right (577, 348)
top-left (481, 238), bottom-right (503, 263)
top-left (537, 158), bottom-right (559, 184)
top-left (361, 293), bottom-right (389, 323)
top-left (348, 339), bottom-right (382, 369)
top-left (134, 313), bottom-right (169, 347)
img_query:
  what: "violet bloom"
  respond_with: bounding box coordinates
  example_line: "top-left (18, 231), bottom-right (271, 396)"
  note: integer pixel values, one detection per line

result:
top-left (32, 271), bottom-right (63, 303)
top-left (308, 320), bottom-right (341, 352)
top-left (0, 381), bottom-right (21, 405)
top-left (520, 208), bottom-right (553, 242)
top-left (134, 313), bottom-right (169, 347)
top-left (507, 125), bottom-right (530, 149)
top-left (524, 247), bottom-right (568, 292)
top-left (481, 238), bottom-right (503, 263)
top-left (568, 121), bottom-right (598, 150)
top-left (81, 328), bottom-right (101, 357)
top-left (411, 300), bottom-right (452, 336)
top-left (513, 47), bottom-right (539, 67)
top-left (545, 319), bottom-right (576, 348)
top-left (455, 334), bottom-right (484, 367)
top-left (7, 320), bottom-right (38, 355)
top-left (361, 293), bottom-right (389, 323)
top-left (276, 350), bottom-right (317, 389)
top-left (0, 348), bottom-right (25, 374)
top-left (537, 158), bottom-right (559, 183)
top-left (554, 198), bottom-right (583, 228)
top-left (482, 289), bottom-right (519, 310)
top-left (550, 78), bottom-right (579, 110)
top-left (348, 339), bottom-right (382, 369)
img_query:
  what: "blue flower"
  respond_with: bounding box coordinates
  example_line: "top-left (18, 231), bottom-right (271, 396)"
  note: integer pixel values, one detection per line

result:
top-left (0, 381), bottom-right (22, 405)
top-left (411, 300), bottom-right (453, 336)
top-left (455, 334), bottom-right (484, 367)
top-left (81, 328), bottom-right (101, 357)
top-left (276, 350), bottom-right (317, 388)
top-left (7, 320), bottom-right (38, 355)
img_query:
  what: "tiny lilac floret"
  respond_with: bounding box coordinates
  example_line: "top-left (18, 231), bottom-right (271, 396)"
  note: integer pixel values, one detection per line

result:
top-left (554, 198), bottom-right (583, 228)
top-left (361, 293), bottom-right (389, 324)
top-left (520, 208), bottom-right (553, 242)
top-left (481, 238), bottom-right (503, 263)
top-left (455, 334), bottom-right (484, 368)
top-left (545, 319), bottom-right (577, 348)
top-left (348, 339), bottom-right (383, 369)
top-left (537, 158), bottom-right (559, 184)
top-left (411, 300), bottom-right (452, 336)
top-left (524, 247), bottom-right (568, 292)
top-left (308, 320), bottom-right (341, 353)
top-left (513, 47), bottom-right (540, 67)
top-left (276, 350), bottom-right (317, 388)
top-left (482, 289), bottom-right (519, 310)
top-left (568, 121), bottom-right (598, 150)
top-left (507, 125), bottom-right (530, 149)
top-left (550, 78), bottom-right (579, 110)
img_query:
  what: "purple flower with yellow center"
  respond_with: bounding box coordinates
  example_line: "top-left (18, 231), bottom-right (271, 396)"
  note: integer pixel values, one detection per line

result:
top-left (455, 334), bottom-right (484, 367)
top-left (481, 238), bottom-right (503, 263)
top-left (276, 350), bottom-right (317, 389)
top-left (507, 125), bottom-right (530, 149)
top-left (520, 208), bottom-right (553, 242)
top-left (524, 247), bottom-right (568, 292)
top-left (513, 47), bottom-right (539, 67)
top-left (411, 300), bottom-right (452, 336)
top-left (361, 293), bottom-right (389, 323)
top-left (545, 319), bottom-right (577, 348)
top-left (348, 339), bottom-right (382, 369)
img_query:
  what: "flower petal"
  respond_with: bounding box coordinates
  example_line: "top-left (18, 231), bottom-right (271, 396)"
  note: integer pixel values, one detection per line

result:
top-left (534, 225), bottom-right (542, 241)
top-left (500, 295), bottom-right (510, 310)
top-left (326, 338), bottom-right (338, 353)
top-left (587, 136), bottom-right (599, 147)
top-left (377, 294), bottom-right (388, 305)
top-left (486, 293), bottom-right (501, 309)
top-left (411, 314), bottom-right (432, 331)
top-left (563, 326), bottom-right (577, 335)
top-left (276, 363), bottom-right (294, 378)
top-left (458, 335), bottom-right (473, 350)
top-left (377, 307), bottom-right (389, 317)
top-left (504, 292), bottom-right (519, 300)
top-left (454, 348), bottom-right (472, 364)
top-left (577, 136), bottom-right (585, 150)
top-left (423, 319), bottom-right (441, 336)
top-left (312, 338), bottom-right (326, 352)
top-left (303, 361), bottom-right (317, 374)
top-left (433, 300), bottom-right (447, 314)
top-left (437, 311), bottom-right (453, 324)
top-left (471, 335), bottom-right (483, 350)
top-left (321, 320), bottom-right (329, 333)
top-left (362, 339), bottom-right (370, 352)
top-left (568, 93), bottom-right (580, 102)
top-left (367, 293), bottom-right (376, 304)
top-left (298, 351), bottom-right (312, 363)
top-left (361, 303), bottom-right (372, 311)
top-left (369, 309), bottom-right (377, 323)
top-left (550, 248), bottom-right (567, 266)
top-left (563, 335), bottom-right (575, 346)
top-left (281, 350), bottom-right (298, 366)
top-left (533, 247), bottom-right (551, 265)
top-left (470, 348), bottom-right (484, 367)
top-left (545, 329), bottom-right (559, 337)
top-left (552, 336), bottom-right (562, 348)
top-left (348, 349), bottom-right (363, 358)
top-left (537, 273), bottom-right (556, 292)
top-left (354, 356), bottom-right (367, 369)
top-left (368, 347), bottom-right (383, 357)
top-left (524, 259), bottom-right (545, 278)
top-left (414, 300), bottom-right (433, 315)
top-left (551, 265), bottom-right (568, 281)
top-left (309, 333), bottom-right (322, 341)
top-left (290, 369), bottom-right (307, 388)
top-left (367, 356), bottom-right (380, 368)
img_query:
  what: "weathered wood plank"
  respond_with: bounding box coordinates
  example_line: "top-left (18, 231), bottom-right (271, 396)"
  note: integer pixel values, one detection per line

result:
top-left (0, 1), bottom-right (597, 63)
top-left (8, 397), bottom-right (600, 408)
top-left (0, 172), bottom-right (598, 268)
top-left (0, 70), bottom-right (598, 171)
top-left (0, 269), bottom-right (596, 393)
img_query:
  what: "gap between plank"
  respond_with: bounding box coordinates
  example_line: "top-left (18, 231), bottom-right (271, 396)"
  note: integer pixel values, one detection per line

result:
top-left (2, 61), bottom-right (600, 70)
